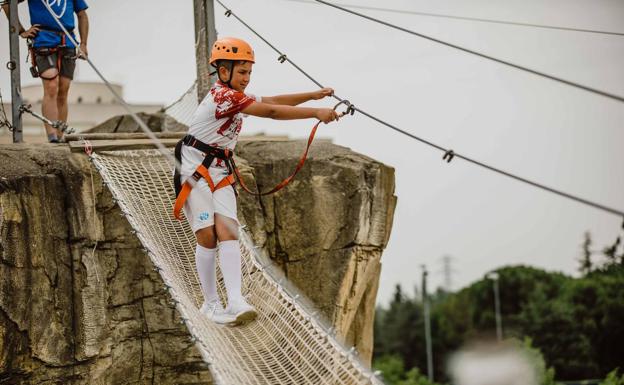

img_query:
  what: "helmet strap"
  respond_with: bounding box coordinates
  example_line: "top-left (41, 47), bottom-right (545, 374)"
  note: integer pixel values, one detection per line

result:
top-left (217, 61), bottom-right (235, 89)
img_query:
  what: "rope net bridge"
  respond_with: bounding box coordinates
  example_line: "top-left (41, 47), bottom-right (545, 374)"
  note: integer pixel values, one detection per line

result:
top-left (162, 81), bottom-right (200, 131)
top-left (88, 146), bottom-right (383, 385)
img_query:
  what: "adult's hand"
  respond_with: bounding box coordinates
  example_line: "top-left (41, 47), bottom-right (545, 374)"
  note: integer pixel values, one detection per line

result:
top-left (19, 24), bottom-right (39, 39)
top-left (78, 43), bottom-right (88, 60)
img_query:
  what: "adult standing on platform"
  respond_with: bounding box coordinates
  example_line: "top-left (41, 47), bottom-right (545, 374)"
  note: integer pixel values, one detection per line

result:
top-left (2, 0), bottom-right (89, 143)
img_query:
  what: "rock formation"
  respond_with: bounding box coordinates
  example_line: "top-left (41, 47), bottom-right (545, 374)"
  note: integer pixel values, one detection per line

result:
top-left (236, 140), bottom-right (396, 362)
top-left (0, 114), bottom-right (396, 384)
top-left (0, 145), bottom-right (211, 384)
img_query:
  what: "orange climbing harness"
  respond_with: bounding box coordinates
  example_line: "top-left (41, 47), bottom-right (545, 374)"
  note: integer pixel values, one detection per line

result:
top-left (172, 100), bottom-right (354, 220)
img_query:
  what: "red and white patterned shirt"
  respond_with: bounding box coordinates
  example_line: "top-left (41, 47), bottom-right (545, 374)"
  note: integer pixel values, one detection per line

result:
top-left (181, 81), bottom-right (259, 176)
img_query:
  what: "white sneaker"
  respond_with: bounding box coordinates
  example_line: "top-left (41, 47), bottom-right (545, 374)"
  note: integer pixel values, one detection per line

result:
top-left (200, 299), bottom-right (235, 324)
top-left (226, 299), bottom-right (258, 325)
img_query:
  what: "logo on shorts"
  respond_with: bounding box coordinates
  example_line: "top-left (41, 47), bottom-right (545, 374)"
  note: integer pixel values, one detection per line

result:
top-left (199, 212), bottom-right (210, 221)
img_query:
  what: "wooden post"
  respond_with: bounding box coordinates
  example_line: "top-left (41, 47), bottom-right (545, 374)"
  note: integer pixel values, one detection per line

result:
top-left (194, 0), bottom-right (218, 102)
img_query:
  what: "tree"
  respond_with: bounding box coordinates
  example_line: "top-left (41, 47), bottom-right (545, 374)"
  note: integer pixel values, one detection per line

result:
top-left (602, 220), bottom-right (623, 266)
top-left (579, 231), bottom-right (594, 275)
top-left (374, 285), bottom-right (426, 370)
top-left (602, 236), bottom-right (621, 265)
top-left (518, 281), bottom-right (597, 379)
top-left (375, 229), bottom-right (624, 382)
top-left (373, 355), bottom-right (439, 385)
top-left (602, 369), bottom-right (624, 385)
top-left (520, 337), bottom-right (557, 385)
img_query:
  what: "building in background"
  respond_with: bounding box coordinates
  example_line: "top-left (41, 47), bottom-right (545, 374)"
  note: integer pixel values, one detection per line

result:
top-left (1, 81), bottom-right (162, 142)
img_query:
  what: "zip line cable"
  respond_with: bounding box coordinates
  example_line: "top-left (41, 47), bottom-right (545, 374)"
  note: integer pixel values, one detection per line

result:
top-left (220, 7), bottom-right (325, 90)
top-left (41, 1), bottom-right (181, 171)
top-left (355, 108), bottom-right (624, 217)
top-left (310, 0), bottom-right (624, 104)
top-left (287, 0), bottom-right (624, 37)
top-left (216, 0), bottom-right (624, 218)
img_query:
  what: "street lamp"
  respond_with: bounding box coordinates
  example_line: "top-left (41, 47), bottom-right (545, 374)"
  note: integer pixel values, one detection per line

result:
top-left (486, 272), bottom-right (503, 341)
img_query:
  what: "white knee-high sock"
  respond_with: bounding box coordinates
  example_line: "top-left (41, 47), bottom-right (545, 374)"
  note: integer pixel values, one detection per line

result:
top-left (218, 240), bottom-right (243, 303)
top-left (195, 244), bottom-right (218, 303)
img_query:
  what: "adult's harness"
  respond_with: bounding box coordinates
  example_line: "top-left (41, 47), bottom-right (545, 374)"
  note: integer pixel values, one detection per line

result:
top-left (172, 100), bottom-right (354, 220)
top-left (27, 26), bottom-right (73, 80)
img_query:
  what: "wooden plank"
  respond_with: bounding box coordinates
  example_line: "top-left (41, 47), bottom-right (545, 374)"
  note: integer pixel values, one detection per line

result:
top-left (64, 132), bottom-right (186, 142)
top-left (69, 138), bottom-right (180, 153)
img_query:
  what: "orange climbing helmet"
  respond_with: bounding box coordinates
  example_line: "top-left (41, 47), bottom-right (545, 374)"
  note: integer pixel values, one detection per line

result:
top-left (209, 37), bottom-right (255, 67)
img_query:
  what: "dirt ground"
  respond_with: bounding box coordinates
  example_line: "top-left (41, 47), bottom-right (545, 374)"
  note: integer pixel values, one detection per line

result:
top-left (0, 132), bottom-right (48, 144)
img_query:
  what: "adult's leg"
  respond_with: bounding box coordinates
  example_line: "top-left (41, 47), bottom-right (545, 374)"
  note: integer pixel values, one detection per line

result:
top-left (57, 48), bottom-right (77, 128)
top-left (57, 76), bottom-right (71, 125)
top-left (40, 69), bottom-right (60, 138)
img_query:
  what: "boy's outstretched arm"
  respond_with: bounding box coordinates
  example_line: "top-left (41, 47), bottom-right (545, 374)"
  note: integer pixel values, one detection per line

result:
top-left (262, 88), bottom-right (334, 106)
top-left (242, 101), bottom-right (338, 124)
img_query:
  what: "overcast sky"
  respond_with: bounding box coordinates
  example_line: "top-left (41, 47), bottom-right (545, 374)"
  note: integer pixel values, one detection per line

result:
top-left (2, 0), bottom-right (623, 305)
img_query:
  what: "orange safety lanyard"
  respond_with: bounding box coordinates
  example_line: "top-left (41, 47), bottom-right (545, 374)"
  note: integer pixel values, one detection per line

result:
top-left (173, 100), bottom-right (354, 219)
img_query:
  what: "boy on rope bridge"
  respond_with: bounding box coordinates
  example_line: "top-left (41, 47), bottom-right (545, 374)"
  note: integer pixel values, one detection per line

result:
top-left (1, 0), bottom-right (89, 143)
top-left (173, 37), bottom-right (340, 326)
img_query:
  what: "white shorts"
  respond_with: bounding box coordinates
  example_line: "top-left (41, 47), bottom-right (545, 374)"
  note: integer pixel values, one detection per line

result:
top-left (182, 168), bottom-right (238, 233)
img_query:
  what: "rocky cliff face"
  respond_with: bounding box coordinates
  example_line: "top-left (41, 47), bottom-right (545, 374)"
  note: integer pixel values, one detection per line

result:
top-left (236, 140), bottom-right (396, 362)
top-left (0, 145), bottom-right (210, 384)
top-left (0, 118), bottom-right (396, 384)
